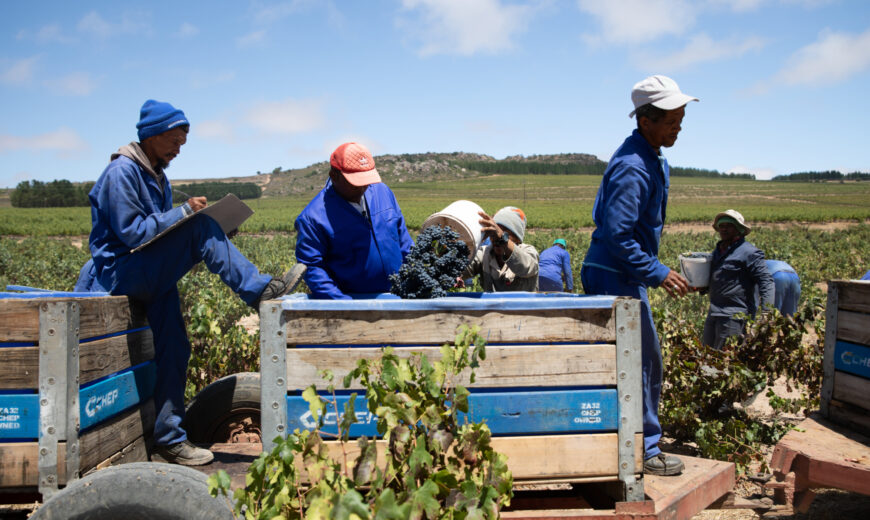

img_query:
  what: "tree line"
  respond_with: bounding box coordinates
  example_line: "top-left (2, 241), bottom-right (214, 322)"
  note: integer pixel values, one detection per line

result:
top-left (772, 170), bottom-right (870, 182)
top-left (459, 160), bottom-right (754, 179)
top-left (11, 179), bottom-right (262, 208)
top-left (11, 180), bottom-right (95, 208)
top-left (170, 182), bottom-right (262, 203)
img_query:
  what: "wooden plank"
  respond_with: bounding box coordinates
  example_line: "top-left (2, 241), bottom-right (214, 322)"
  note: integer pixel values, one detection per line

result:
top-left (834, 280), bottom-right (870, 314)
top-left (0, 296), bottom-right (147, 343)
top-left (286, 344), bottom-right (616, 390)
top-left (0, 400), bottom-right (154, 488)
top-left (0, 329), bottom-right (154, 389)
top-left (309, 433), bottom-right (644, 481)
top-left (827, 400), bottom-right (870, 438)
top-left (283, 308), bottom-right (616, 345)
top-left (286, 389), bottom-right (619, 437)
top-left (837, 310), bottom-right (870, 346)
top-left (820, 285), bottom-right (838, 417)
top-left (833, 371), bottom-right (870, 410)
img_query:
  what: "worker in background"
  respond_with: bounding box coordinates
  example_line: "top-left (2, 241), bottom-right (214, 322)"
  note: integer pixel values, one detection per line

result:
top-left (87, 100), bottom-right (296, 466)
top-left (581, 75), bottom-right (698, 477)
top-left (862, 270), bottom-right (870, 281)
top-left (461, 206), bottom-right (539, 291)
top-left (700, 210), bottom-right (775, 350)
top-left (538, 238), bottom-right (573, 292)
top-left (765, 260), bottom-right (801, 316)
top-left (294, 142), bottom-right (413, 299)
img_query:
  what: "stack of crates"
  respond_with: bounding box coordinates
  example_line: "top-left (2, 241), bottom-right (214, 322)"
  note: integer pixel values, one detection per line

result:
top-left (820, 280), bottom-right (870, 435)
top-left (259, 293), bottom-right (645, 502)
top-left (0, 292), bottom-right (155, 499)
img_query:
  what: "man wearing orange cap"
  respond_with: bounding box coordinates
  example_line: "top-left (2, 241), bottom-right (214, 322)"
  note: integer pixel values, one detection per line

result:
top-left (294, 142), bottom-right (413, 299)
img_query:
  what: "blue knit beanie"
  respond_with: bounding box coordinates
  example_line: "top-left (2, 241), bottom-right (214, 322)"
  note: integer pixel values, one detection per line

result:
top-left (136, 100), bottom-right (189, 141)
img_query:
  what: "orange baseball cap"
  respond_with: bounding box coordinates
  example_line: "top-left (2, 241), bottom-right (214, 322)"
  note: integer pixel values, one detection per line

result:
top-left (330, 142), bottom-right (381, 187)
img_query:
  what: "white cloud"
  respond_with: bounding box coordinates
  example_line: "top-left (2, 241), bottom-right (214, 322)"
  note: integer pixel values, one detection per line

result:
top-left (17, 24), bottom-right (75, 44)
top-left (188, 70), bottom-right (236, 89)
top-left (245, 98), bottom-right (325, 135)
top-left (775, 28), bottom-right (870, 86)
top-left (44, 72), bottom-right (98, 96)
top-left (1, 57), bottom-right (39, 85)
top-left (77, 11), bottom-right (149, 39)
top-left (237, 30), bottom-right (267, 48)
top-left (0, 128), bottom-right (89, 156)
top-left (577, 0), bottom-right (696, 46)
top-left (641, 33), bottom-right (765, 71)
top-left (196, 120), bottom-right (235, 141)
top-left (177, 22), bottom-right (199, 38)
top-left (399, 0), bottom-right (534, 56)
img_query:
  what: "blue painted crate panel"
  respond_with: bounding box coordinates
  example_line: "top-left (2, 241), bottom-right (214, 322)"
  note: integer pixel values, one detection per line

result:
top-left (0, 362), bottom-right (156, 440)
top-left (835, 340), bottom-right (870, 380)
top-left (286, 388), bottom-right (617, 438)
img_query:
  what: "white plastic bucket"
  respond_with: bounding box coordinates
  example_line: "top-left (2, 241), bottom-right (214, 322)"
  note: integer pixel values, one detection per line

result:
top-left (679, 252), bottom-right (713, 288)
top-left (421, 200), bottom-right (485, 260)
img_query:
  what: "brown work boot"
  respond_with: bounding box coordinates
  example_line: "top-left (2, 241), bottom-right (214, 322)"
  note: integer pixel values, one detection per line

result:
top-left (643, 453), bottom-right (684, 476)
top-left (253, 263), bottom-right (307, 308)
top-left (153, 440), bottom-right (214, 466)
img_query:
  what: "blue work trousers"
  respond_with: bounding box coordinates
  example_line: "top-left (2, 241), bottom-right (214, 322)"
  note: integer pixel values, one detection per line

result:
top-left (110, 215), bottom-right (271, 445)
top-left (772, 271), bottom-right (800, 316)
top-left (538, 275), bottom-right (564, 292)
top-left (581, 265), bottom-right (663, 459)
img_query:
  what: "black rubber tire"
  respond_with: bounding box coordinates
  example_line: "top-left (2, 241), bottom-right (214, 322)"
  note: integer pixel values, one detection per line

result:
top-left (183, 372), bottom-right (261, 443)
top-left (31, 462), bottom-right (234, 520)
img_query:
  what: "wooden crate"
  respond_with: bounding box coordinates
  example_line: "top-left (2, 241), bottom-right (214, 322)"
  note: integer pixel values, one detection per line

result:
top-left (0, 294), bottom-right (155, 499)
top-left (820, 280), bottom-right (870, 436)
top-left (260, 294), bottom-right (645, 502)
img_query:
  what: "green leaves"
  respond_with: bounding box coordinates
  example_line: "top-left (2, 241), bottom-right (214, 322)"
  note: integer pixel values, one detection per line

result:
top-left (210, 325), bottom-right (512, 519)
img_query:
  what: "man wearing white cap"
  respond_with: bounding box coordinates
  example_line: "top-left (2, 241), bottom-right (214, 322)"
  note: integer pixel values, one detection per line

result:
top-left (295, 142), bottom-right (413, 299)
top-left (701, 210), bottom-right (774, 350)
top-left (581, 75), bottom-right (698, 476)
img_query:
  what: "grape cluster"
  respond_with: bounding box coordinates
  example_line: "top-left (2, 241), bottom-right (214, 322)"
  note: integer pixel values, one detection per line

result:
top-left (390, 225), bottom-right (470, 299)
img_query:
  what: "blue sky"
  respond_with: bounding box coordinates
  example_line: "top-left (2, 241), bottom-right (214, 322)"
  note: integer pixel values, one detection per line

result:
top-left (2, 0), bottom-right (869, 187)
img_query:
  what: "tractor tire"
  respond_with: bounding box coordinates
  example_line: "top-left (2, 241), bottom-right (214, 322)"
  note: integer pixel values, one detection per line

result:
top-left (31, 462), bottom-right (233, 520)
top-left (184, 372), bottom-right (261, 443)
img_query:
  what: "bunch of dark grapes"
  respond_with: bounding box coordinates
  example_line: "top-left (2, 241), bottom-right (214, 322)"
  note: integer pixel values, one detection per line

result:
top-left (390, 225), bottom-right (470, 299)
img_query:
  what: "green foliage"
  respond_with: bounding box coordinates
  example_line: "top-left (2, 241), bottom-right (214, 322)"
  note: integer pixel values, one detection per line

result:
top-left (171, 182), bottom-right (262, 203)
top-left (209, 325), bottom-right (513, 519)
top-left (10, 179), bottom-right (94, 208)
top-left (772, 170), bottom-right (870, 182)
top-left (655, 298), bottom-right (825, 474)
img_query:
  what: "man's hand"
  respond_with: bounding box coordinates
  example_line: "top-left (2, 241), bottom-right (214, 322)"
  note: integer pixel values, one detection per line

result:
top-left (454, 277), bottom-right (466, 288)
top-left (187, 196), bottom-right (207, 212)
top-left (661, 269), bottom-right (689, 298)
top-left (478, 211), bottom-right (504, 243)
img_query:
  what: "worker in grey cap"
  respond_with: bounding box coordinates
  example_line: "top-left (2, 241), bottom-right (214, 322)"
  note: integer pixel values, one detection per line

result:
top-left (700, 210), bottom-right (774, 350)
top-left (461, 206), bottom-right (539, 291)
top-left (581, 74), bottom-right (698, 476)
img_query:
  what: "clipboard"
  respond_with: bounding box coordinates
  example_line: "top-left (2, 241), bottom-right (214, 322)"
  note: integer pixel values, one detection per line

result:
top-left (130, 194), bottom-right (253, 253)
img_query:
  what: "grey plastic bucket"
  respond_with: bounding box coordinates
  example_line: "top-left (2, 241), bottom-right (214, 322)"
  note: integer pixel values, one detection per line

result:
top-left (421, 200), bottom-right (484, 260)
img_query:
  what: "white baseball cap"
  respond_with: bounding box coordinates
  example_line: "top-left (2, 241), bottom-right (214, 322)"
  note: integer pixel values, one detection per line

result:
top-left (629, 75), bottom-right (699, 118)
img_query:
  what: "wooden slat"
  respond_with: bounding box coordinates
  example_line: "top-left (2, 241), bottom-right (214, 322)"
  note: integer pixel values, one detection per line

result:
top-left (837, 310), bottom-right (870, 346)
top-left (286, 344), bottom-right (616, 389)
top-left (834, 280), bottom-right (870, 314)
top-left (283, 308), bottom-right (616, 345)
top-left (308, 433), bottom-right (644, 482)
top-left (833, 371), bottom-right (870, 412)
top-left (0, 329), bottom-right (154, 389)
top-left (827, 400), bottom-right (870, 438)
top-left (0, 399), bottom-right (154, 488)
top-left (0, 296), bottom-right (147, 343)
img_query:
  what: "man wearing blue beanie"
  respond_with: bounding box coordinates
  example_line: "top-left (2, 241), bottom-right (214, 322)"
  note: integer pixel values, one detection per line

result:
top-left (85, 99), bottom-right (299, 466)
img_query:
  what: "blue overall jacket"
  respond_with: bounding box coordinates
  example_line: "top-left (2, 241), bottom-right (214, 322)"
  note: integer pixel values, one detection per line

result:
top-left (295, 182), bottom-right (413, 299)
